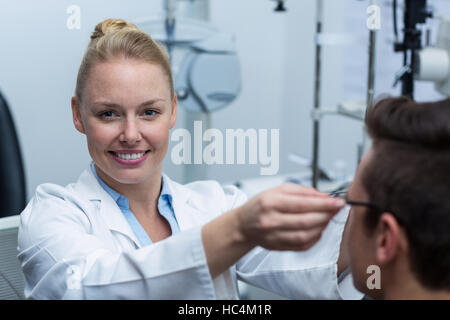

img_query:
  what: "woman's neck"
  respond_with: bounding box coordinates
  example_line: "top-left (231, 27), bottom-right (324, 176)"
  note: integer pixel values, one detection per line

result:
top-left (95, 164), bottom-right (162, 211)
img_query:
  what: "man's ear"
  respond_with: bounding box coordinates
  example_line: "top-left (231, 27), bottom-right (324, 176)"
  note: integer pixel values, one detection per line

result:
top-left (170, 93), bottom-right (178, 129)
top-left (72, 96), bottom-right (85, 134)
top-left (375, 213), bottom-right (404, 266)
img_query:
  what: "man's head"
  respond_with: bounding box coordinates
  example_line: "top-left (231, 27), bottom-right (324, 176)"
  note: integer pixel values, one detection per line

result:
top-left (346, 97), bottom-right (450, 299)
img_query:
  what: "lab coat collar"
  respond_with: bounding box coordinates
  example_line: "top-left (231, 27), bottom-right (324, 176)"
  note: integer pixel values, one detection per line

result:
top-left (163, 174), bottom-right (192, 231)
top-left (73, 163), bottom-right (193, 247)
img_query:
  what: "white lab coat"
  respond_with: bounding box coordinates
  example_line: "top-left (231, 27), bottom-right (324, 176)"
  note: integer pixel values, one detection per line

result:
top-left (18, 164), bottom-right (362, 300)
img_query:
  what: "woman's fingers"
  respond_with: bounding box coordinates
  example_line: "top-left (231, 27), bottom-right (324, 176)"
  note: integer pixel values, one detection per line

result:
top-left (259, 211), bottom-right (333, 232)
top-left (239, 183), bottom-right (346, 252)
top-left (278, 183), bottom-right (329, 197)
top-left (264, 227), bottom-right (325, 251)
top-left (263, 192), bottom-right (345, 214)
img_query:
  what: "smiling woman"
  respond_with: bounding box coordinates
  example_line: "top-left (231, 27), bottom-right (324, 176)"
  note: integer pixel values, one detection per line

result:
top-left (16, 18), bottom-right (355, 300)
top-left (72, 59), bottom-right (176, 188)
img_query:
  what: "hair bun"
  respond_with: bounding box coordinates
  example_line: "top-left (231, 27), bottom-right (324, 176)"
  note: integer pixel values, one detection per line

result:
top-left (91, 18), bottom-right (139, 40)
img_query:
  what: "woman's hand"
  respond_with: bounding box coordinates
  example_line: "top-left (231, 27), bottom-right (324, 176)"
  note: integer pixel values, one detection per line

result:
top-left (236, 183), bottom-right (345, 251)
top-left (202, 183), bottom-right (346, 278)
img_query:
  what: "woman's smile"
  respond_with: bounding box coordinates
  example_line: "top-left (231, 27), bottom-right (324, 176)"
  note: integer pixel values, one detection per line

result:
top-left (108, 149), bottom-right (151, 166)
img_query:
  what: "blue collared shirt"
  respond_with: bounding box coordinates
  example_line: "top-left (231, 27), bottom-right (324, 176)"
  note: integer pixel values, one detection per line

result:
top-left (90, 162), bottom-right (179, 247)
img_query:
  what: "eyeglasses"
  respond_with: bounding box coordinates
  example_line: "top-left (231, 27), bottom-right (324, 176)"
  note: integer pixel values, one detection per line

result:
top-left (329, 190), bottom-right (381, 211)
top-left (329, 189), bottom-right (405, 226)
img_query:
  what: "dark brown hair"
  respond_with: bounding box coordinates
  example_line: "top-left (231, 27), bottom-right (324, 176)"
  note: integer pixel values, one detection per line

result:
top-left (362, 96), bottom-right (450, 290)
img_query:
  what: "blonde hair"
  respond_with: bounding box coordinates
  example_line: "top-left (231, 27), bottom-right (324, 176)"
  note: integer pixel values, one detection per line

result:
top-left (75, 18), bottom-right (174, 103)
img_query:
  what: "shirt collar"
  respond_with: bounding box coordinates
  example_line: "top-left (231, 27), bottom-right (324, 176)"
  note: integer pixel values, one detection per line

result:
top-left (160, 173), bottom-right (173, 204)
top-left (90, 162), bottom-right (173, 207)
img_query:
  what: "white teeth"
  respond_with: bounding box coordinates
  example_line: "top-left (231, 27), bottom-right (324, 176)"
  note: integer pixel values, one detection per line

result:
top-left (115, 152), bottom-right (145, 160)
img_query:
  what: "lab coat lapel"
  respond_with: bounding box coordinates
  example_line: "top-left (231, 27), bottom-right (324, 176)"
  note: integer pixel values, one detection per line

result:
top-left (164, 175), bottom-right (193, 231)
top-left (165, 176), bottom-right (213, 231)
top-left (74, 166), bottom-right (142, 248)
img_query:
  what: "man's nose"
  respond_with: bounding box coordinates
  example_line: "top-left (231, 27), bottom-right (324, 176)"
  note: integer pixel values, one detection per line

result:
top-left (120, 119), bottom-right (142, 144)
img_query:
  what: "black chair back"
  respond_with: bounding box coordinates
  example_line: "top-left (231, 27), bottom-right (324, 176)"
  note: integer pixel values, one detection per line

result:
top-left (0, 91), bottom-right (26, 217)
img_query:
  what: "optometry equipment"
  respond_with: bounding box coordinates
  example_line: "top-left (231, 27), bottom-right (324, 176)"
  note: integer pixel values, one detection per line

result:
top-left (310, 0), bottom-right (377, 188)
top-left (414, 17), bottom-right (450, 97)
top-left (135, 0), bottom-right (241, 113)
top-left (273, 0), bottom-right (287, 12)
top-left (174, 33), bottom-right (241, 113)
top-left (392, 0), bottom-right (433, 99)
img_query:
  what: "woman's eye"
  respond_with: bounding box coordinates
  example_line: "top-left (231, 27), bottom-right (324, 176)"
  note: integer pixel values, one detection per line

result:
top-left (100, 111), bottom-right (116, 119)
top-left (144, 109), bottom-right (157, 117)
